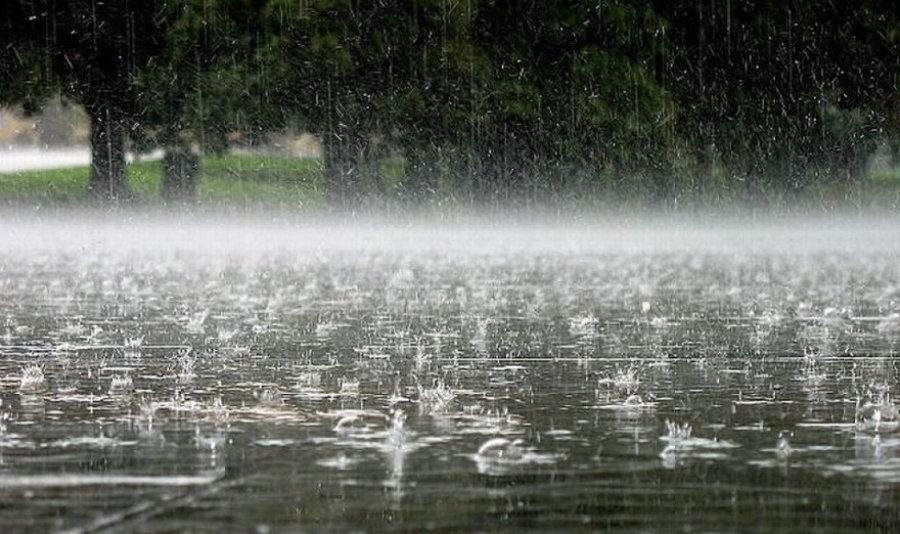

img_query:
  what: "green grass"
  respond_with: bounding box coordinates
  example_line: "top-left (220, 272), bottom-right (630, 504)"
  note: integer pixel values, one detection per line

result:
top-left (1, 151), bottom-right (899, 211)
top-left (867, 169), bottom-right (900, 186)
top-left (856, 169), bottom-right (900, 209)
top-left (0, 154), bottom-right (326, 208)
top-left (0, 165), bottom-right (91, 203)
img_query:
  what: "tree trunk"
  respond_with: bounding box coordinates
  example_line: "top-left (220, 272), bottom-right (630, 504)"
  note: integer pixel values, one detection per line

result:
top-left (473, 150), bottom-right (502, 204)
top-left (649, 165), bottom-right (672, 204)
top-left (322, 133), bottom-right (360, 206)
top-left (402, 144), bottom-right (440, 204)
top-left (162, 145), bottom-right (200, 201)
top-left (86, 101), bottom-right (130, 201)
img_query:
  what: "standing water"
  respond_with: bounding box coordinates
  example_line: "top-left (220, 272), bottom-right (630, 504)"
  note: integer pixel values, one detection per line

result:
top-left (0, 214), bottom-right (899, 531)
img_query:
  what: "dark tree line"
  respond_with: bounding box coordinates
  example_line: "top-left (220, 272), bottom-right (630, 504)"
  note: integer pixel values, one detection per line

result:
top-left (2, 1), bottom-right (898, 204)
top-left (654, 1), bottom-right (900, 197)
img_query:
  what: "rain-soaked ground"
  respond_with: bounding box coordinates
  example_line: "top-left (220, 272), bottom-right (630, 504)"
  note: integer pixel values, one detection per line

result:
top-left (1, 214), bottom-right (900, 532)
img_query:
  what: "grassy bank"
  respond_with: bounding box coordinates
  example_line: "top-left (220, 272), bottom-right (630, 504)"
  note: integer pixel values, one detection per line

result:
top-left (1, 152), bottom-right (899, 212)
top-left (0, 154), bottom-right (326, 208)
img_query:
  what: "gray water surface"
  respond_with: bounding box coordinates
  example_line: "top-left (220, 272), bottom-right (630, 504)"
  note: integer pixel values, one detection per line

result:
top-left (1, 217), bottom-right (899, 531)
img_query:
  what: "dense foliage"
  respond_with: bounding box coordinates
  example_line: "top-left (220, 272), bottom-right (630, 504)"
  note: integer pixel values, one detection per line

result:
top-left (2, 0), bottom-right (898, 204)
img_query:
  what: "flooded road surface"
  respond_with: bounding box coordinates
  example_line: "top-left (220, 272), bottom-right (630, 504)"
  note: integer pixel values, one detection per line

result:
top-left (1, 216), bottom-right (899, 531)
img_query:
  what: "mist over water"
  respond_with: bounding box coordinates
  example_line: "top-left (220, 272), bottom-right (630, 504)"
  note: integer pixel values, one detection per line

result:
top-left (1, 212), bottom-right (900, 531)
top-left (2, 210), bottom-right (897, 255)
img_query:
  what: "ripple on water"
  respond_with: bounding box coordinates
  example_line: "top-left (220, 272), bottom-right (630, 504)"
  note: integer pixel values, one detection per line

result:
top-left (471, 437), bottom-right (563, 475)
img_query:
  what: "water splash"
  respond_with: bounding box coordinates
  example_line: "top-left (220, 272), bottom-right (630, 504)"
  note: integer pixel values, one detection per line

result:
top-left (660, 420), bottom-right (739, 465)
top-left (776, 431), bottom-right (793, 460)
top-left (417, 379), bottom-right (456, 413)
top-left (856, 390), bottom-right (899, 433)
top-left (19, 365), bottom-right (46, 392)
top-left (109, 375), bottom-right (134, 395)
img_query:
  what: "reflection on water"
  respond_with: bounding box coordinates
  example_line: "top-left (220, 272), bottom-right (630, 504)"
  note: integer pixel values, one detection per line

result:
top-left (1, 219), bottom-right (900, 530)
